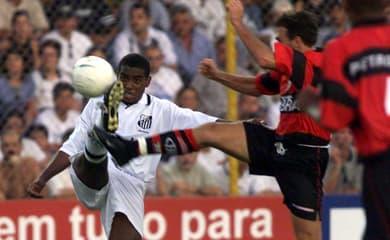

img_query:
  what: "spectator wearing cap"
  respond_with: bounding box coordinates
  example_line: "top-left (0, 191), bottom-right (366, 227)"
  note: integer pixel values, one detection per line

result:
top-left (0, 0), bottom-right (48, 37)
top-left (112, 2), bottom-right (177, 67)
top-left (168, 4), bottom-right (216, 85)
top-left (35, 82), bottom-right (79, 145)
top-left (42, 4), bottom-right (93, 80)
top-left (120, 0), bottom-right (171, 32)
top-left (144, 45), bottom-right (183, 101)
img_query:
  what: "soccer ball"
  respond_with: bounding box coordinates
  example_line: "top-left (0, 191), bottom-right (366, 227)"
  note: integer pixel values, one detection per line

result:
top-left (72, 56), bottom-right (115, 98)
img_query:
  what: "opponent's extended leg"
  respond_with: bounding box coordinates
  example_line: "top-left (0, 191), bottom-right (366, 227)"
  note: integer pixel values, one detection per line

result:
top-left (93, 121), bottom-right (250, 166)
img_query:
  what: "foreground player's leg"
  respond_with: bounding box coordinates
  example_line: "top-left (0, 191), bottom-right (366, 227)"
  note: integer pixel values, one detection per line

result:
top-left (291, 214), bottom-right (321, 240)
top-left (73, 81), bottom-right (123, 189)
top-left (93, 121), bottom-right (250, 165)
top-left (109, 213), bottom-right (142, 240)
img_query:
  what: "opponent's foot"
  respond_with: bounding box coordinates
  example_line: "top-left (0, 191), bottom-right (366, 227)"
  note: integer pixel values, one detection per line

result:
top-left (92, 125), bottom-right (139, 166)
top-left (102, 81), bottom-right (124, 132)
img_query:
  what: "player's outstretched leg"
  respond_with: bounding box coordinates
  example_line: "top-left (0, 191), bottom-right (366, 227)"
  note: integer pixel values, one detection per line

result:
top-left (93, 121), bottom-right (251, 166)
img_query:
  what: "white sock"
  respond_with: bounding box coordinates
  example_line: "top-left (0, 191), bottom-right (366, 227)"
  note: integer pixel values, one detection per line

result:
top-left (84, 132), bottom-right (107, 164)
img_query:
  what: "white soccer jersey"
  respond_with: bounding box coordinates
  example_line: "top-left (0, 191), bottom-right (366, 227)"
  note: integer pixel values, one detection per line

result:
top-left (61, 93), bottom-right (217, 236)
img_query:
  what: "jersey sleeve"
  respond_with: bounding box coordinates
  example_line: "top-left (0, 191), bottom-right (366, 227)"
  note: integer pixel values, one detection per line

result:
top-left (60, 98), bottom-right (97, 156)
top-left (168, 102), bottom-right (218, 129)
top-left (255, 71), bottom-right (281, 95)
top-left (320, 41), bottom-right (358, 131)
top-left (274, 42), bottom-right (313, 90)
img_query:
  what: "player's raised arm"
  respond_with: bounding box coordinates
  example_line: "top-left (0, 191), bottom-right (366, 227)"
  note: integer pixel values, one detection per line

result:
top-left (227, 0), bottom-right (275, 69)
top-left (199, 58), bottom-right (260, 96)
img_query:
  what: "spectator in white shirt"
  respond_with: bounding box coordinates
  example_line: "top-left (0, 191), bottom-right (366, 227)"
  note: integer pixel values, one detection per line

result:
top-left (32, 40), bottom-right (71, 111)
top-left (144, 45), bottom-right (183, 101)
top-left (36, 83), bottom-right (79, 145)
top-left (0, 0), bottom-right (49, 36)
top-left (215, 161), bottom-right (281, 196)
top-left (42, 4), bottom-right (93, 80)
top-left (112, 2), bottom-right (177, 67)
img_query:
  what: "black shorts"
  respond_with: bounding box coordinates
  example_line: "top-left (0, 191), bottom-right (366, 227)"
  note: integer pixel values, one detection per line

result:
top-left (243, 121), bottom-right (329, 221)
top-left (361, 147), bottom-right (390, 240)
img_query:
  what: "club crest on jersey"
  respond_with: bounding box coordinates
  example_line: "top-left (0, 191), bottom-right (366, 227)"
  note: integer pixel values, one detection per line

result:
top-left (164, 137), bottom-right (178, 154)
top-left (137, 114), bottom-right (152, 130)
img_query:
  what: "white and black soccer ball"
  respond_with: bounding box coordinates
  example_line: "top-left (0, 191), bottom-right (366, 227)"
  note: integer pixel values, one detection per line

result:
top-left (72, 56), bottom-right (115, 98)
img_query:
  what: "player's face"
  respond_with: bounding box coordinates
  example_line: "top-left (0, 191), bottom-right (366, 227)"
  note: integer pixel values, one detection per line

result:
top-left (118, 66), bottom-right (151, 104)
top-left (276, 27), bottom-right (294, 48)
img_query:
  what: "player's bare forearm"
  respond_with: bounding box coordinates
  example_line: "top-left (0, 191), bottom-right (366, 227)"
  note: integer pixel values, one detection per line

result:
top-left (213, 70), bottom-right (261, 96)
top-left (39, 151), bottom-right (70, 182)
top-left (232, 21), bottom-right (275, 69)
top-left (28, 151), bottom-right (71, 198)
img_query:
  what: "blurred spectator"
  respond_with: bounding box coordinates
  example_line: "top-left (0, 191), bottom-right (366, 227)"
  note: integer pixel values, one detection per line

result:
top-left (86, 45), bottom-right (107, 59)
top-left (0, 0), bottom-right (49, 36)
top-left (0, 49), bottom-right (36, 125)
top-left (32, 40), bottom-right (70, 111)
top-left (144, 45), bottom-right (183, 101)
top-left (45, 129), bottom-right (75, 199)
top-left (120, 0), bottom-right (171, 32)
top-left (318, 2), bottom-right (350, 47)
top-left (215, 161), bottom-right (281, 196)
top-left (0, 129), bottom-right (41, 199)
top-left (259, 0), bottom-right (294, 49)
top-left (171, 0), bottom-right (226, 40)
top-left (112, 2), bottom-right (177, 67)
top-left (42, 3), bottom-right (93, 80)
top-left (175, 86), bottom-right (200, 110)
top-left (47, 0), bottom-right (113, 34)
top-left (25, 124), bottom-right (57, 160)
top-left (238, 94), bottom-right (266, 120)
top-left (242, 0), bottom-right (264, 31)
top-left (0, 11), bottom-right (40, 74)
top-left (159, 152), bottom-right (223, 197)
top-left (324, 128), bottom-right (362, 194)
top-left (192, 37), bottom-right (252, 119)
top-left (0, 111), bottom-right (47, 164)
top-left (169, 4), bottom-right (216, 84)
top-left (294, 0), bottom-right (332, 26)
top-left (35, 82), bottom-right (79, 145)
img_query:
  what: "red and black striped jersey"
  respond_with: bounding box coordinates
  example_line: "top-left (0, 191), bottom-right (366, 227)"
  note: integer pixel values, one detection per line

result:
top-left (256, 42), bottom-right (330, 145)
top-left (320, 19), bottom-right (390, 157)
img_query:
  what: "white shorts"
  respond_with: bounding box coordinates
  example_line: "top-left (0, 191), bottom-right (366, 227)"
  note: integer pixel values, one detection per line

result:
top-left (69, 154), bottom-right (146, 237)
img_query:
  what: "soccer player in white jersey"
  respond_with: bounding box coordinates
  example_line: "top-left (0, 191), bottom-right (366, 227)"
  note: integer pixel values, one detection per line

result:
top-left (28, 54), bottom-right (217, 239)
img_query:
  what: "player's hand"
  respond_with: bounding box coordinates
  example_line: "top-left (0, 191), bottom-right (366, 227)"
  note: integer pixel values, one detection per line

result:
top-left (199, 58), bottom-right (218, 80)
top-left (27, 178), bottom-right (46, 198)
top-left (226, 0), bottom-right (244, 26)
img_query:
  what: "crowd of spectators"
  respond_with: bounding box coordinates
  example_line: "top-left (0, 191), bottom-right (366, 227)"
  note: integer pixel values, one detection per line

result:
top-left (0, 0), bottom-right (375, 200)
